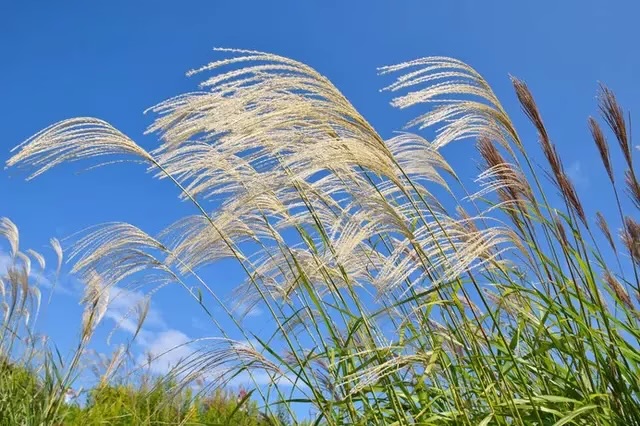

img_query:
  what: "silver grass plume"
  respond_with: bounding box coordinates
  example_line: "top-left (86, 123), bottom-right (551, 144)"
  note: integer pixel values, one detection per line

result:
top-left (379, 57), bottom-right (520, 151)
top-left (0, 218), bottom-right (19, 258)
top-left (7, 118), bottom-right (155, 180)
top-left (26, 249), bottom-right (46, 271)
top-left (80, 271), bottom-right (110, 339)
top-left (50, 238), bottom-right (63, 278)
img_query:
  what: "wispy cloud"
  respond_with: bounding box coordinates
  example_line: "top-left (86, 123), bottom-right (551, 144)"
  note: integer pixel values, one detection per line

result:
top-left (137, 329), bottom-right (193, 375)
top-left (232, 302), bottom-right (264, 319)
top-left (104, 285), bottom-right (166, 333)
top-left (566, 160), bottom-right (589, 188)
top-left (98, 287), bottom-right (201, 379)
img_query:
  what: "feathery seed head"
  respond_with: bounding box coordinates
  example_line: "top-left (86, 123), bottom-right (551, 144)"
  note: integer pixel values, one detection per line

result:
top-left (50, 238), bottom-right (63, 277)
top-left (589, 117), bottom-right (614, 182)
top-left (558, 173), bottom-right (587, 226)
top-left (596, 212), bottom-right (616, 251)
top-left (476, 138), bottom-right (533, 205)
top-left (0, 218), bottom-right (19, 258)
top-left (603, 270), bottom-right (633, 311)
top-left (7, 118), bottom-right (154, 180)
top-left (554, 215), bottom-right (569, 248)
top-left (381, 58), bottom-right (519, 150)
top-left (622, 217), bottom-right (640, 266)
top-left (26, 249), bottom-right (46, 271)
top-left (512, 78), bottom-right (550, 151)
top-left (81, 271), bottom-right (110, 340)
top-left (598, 85), bottom-right (630, 168)
top-left (625, 170), bottom-right (640, 210)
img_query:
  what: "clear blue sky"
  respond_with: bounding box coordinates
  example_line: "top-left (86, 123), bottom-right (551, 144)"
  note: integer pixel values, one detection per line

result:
top-left (1, 0), bottom-right (638, 397)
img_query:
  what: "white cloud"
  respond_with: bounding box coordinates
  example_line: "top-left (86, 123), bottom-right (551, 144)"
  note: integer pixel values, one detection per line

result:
top-left (109, 286), bottom-right (165, 327)
top-left (138, 329), bottom-right (194, 375)
top-left (104, 311), bottom-right (141, 336)
top-left (232, 302), bottom-right (264, 319)
top-left (566, 160), bottom-right (588, 187)
top-left (96, 285), bottom-right (199, 377)
top-left (133, 330), bottom-right (294, 389)
top-left (100, 284), bottom-right (167, 343)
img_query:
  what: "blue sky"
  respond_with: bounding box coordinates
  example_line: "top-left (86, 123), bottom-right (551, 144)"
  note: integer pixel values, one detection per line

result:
top-left (1, 0), bottom-right (639, 401)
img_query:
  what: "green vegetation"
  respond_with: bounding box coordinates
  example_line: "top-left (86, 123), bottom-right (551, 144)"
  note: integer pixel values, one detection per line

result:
top-left (64, 383), bottom-right (269, 425)
top-left (3, 49), bottom-right (640, 424)
top-left (0, 354), bottom-right (276, 425)
top-left (0, 358), bottom-right (51, 425)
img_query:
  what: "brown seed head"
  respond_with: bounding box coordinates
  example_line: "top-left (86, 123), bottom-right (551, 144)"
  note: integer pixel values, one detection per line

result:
top-left (558, 174), bottom-right (587, 226)
top-left (622, 217), bottom-right (640, 266)
top-left (598, 85), bottom-right (630, 168)
top-left (554, 215), bottom-right (569, 248)
top-left (603, 270), bottom-right (633, 311)
top-left (512, 78), bottom-right (567, 189)
top-left (588, 117), bottom-right (613, 182)
top-left (625, 170), bottom-right (640, 210)
top-left (596, 212), bottom-right (616, 251)
top-left (478, 136), bottom-right (505, 170)
top-left (477, 136), bottom-right (533, 204)
top-left (512, 78), bottom-right (550, 147)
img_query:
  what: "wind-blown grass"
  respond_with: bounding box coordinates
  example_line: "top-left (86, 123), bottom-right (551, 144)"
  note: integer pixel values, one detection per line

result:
top-left (0, 220), bottom-right (284, 424)
top-left (6, 48), bottom-right (640, 425)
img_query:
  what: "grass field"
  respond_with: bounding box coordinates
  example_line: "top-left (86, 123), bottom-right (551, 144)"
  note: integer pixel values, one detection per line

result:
top-left (2, 49), bottom-right (640, 425)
